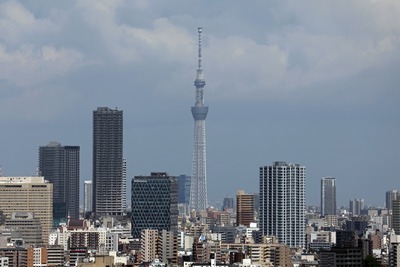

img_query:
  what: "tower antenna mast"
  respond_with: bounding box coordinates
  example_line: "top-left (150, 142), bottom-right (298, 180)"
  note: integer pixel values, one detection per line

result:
top-left (190, 27), bottom-right (209, 211)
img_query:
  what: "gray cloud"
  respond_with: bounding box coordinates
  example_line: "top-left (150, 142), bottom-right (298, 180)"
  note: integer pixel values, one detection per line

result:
top-left (0, 0), bottom-right (399, 206)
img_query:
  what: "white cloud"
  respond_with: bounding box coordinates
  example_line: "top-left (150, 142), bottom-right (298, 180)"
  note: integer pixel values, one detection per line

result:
top-left (0, 44), bottom-right (83, 87)
top-left (201, 0), bottom-right (400, 99)
top-left (0, 1), bottom-right (59, 45)
top-left (1, 0), bottom-right (399, 103)
top-left (205, 36), bottom-right (287, 99)
top-left (76, 1), bottom-right (194, 64)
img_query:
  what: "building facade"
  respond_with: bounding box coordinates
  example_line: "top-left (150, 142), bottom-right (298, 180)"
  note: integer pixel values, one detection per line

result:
top-left (222, 197), bottom-right (234, 211)
top-left (159, 229), bottom-right (178, 265)
top-left (0, 247), bottom-right (27, 267)
top-left (387, 190), bottom-right (400, 211)
top-left (349, 198), bottom-right (364, 216)
top-left (0, 177), bottom-right (53, 245)
top-left (236, 190), bottom-right (254, 227)
top-left (393, 200), bottom-right (400, 235)
top-left (93, 107), bottom-right (125, 216)
top-left (39, 142), bottom-right (80, 222)
top-left (5, 212), bottom-right (42, 246)
top-left (259, 161), bottom-right (306, 248)
top-left (131, 172), bottom-right (178, 238)
top-left (321, 177), bottom-right (336, 216)
top-left (141, 229), bottom-right (159, 263)
top-left (178, 174), bottom-right (191, 206)
top-left (84, 180), bottom-right (93, 213)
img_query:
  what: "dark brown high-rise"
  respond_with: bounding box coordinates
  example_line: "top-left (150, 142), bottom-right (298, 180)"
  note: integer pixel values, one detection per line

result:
top-left (236, 190), bottom-right (254, 227)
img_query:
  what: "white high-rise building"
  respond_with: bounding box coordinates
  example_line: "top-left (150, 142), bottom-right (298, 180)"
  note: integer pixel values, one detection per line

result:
top-left (321, 177), bottom-right (337, 215)
top-left (259, 161), bottom-right (306, 248)
top-left (84, 180), bottom-right (93, 212)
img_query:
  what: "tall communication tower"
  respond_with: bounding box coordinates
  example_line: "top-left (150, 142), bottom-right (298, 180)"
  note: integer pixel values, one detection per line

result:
top-left (189, 27), bottom-right (208, 211)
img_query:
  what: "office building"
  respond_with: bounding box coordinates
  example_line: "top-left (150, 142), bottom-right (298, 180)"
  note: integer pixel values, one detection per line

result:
top-left (321, 177), bottom-right (336, 215)
top-left (387, 190), bottom-right (400, 210)
top-left (349, 199), bottom-right (364, 216)
top-left (39, 142), bottom-right (80, 222)
top-left (5, 212), bottom-right (42, 246)
top-left (189, 27), bottom-right (209, 211)
top-left (0, 177), bottom-right (52, 245)
top-left (319, 247), bottom-right (362, 266)
top-left (131, 172), bottom-right (178, 239)
top-left (84, 180), bottom-right (93, 213)
top-left (259, 161), bottom-right (306, 248)
top-left (222, 197), bottom-right (234, 211)
top-left (177, 174), bottom-right (191, 206)
top-left (393, 200), bottom-right (400, 235)
top-left (236, 190), bottom-right (254, 227)
top-left (93, 107), bottom-right (125, 215)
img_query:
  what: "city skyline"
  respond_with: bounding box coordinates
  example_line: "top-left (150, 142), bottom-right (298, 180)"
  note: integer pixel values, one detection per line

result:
top-left (0, 1), bottom-right (399, 208)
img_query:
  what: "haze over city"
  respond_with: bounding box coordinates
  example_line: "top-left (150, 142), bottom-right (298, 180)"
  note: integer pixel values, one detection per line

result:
top-left (0, 0), bottom-right (399, 208)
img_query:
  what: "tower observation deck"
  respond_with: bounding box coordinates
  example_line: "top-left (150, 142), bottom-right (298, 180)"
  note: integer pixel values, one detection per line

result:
top-left (189, 27), bottom-right (208, 211)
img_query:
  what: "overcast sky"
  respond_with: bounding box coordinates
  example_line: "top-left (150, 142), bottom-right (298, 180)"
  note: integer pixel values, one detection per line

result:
top-left (0, 0), bottom-right (399, 208)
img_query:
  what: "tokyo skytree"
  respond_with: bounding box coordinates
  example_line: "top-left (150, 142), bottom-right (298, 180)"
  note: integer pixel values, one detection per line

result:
top-left (189, 27), bottom-right (208, 211)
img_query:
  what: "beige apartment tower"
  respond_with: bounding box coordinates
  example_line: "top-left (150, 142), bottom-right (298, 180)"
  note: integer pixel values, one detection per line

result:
top-left (0, 177), bottom-right (53, 245)
top-left (141, 229), bottom-right (159, 263)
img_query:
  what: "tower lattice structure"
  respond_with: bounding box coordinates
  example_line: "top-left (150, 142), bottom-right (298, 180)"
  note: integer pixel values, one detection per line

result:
top-left (189, 27), bottom-right (208, 211)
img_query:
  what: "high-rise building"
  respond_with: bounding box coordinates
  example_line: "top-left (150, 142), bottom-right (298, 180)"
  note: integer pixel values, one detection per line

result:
top-left (349, 198), bottom-right (364, 216)
top-left (189, 27), bottom-right (209, 212)
top-left (93, 107), bottom-right (125, 216)
top-left (84, 180), bottom-right (93, 213)
top-left (39, 142), bottom-right (80, 222)
top-left (259, 161), bottom-right (306, 248)
top-left (392, 199), bottom-right (400, 235)
top-left (0, 177), bottom-right (53, 245)
top-left (386, 190), bottom-right (400, 210)
top-left (140, 229), bottom-right (159, 263)
top-left (236, 190), bottom-right (254, 227)
top-left (177, 174), bottom-right (191, 206)
top-left (159, 229), bottom-right (178, 265)
top-left (222, 197), bottom-right (234, 211)
top-left (321, 177), bottom-right (337, 216)
top-left (131, 172), bottom-right (178, 239)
